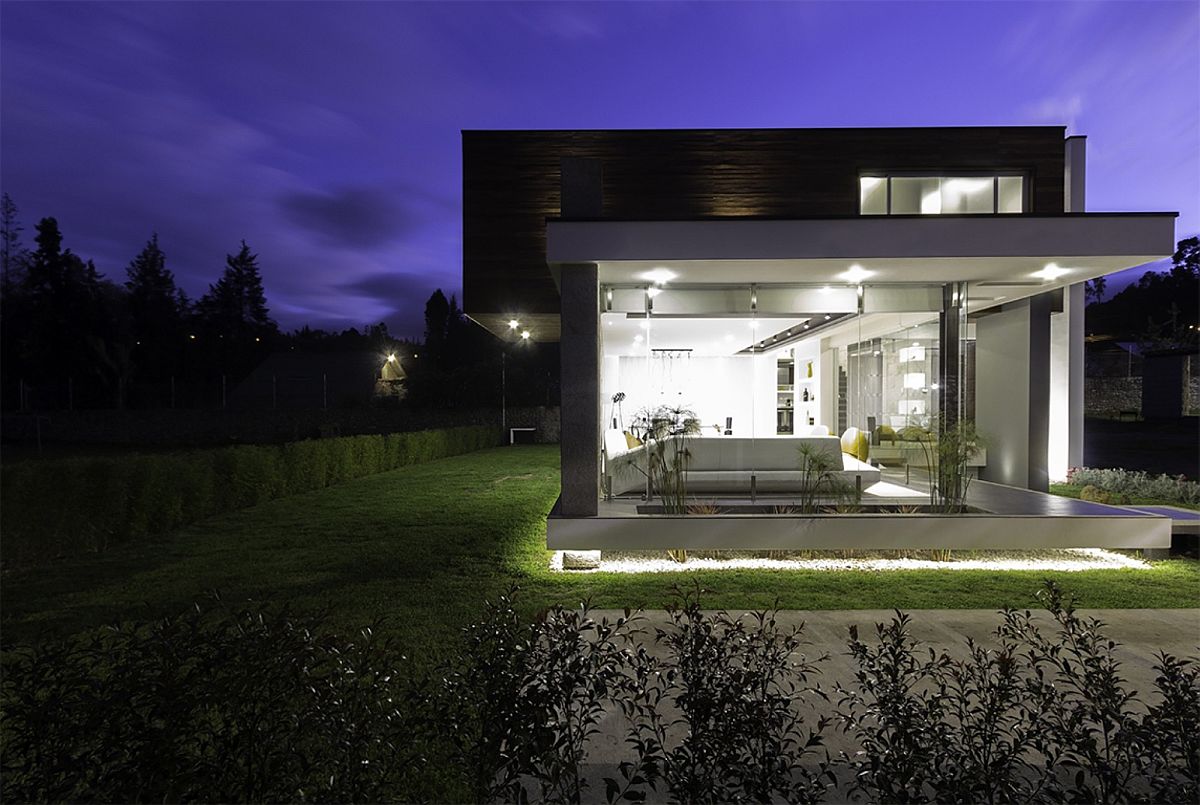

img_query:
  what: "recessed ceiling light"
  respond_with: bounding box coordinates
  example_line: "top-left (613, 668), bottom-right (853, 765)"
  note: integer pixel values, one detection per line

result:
top-left (824, 314), bottom-right (831, 320)
top-left (639, 268), bottom-right (677, 284)
top-left (1032, 263), bottom-right (1070, 280)
top-left (840, 264), bottom-right (873, 283)
top-left (633, 334), bottom-right (643, 343)
top-left (803, 324), bottom-right (810, 330)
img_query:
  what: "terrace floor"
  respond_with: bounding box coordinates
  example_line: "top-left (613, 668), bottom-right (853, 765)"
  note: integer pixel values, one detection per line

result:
top-left (549, 470), bottom-right (1171, 551)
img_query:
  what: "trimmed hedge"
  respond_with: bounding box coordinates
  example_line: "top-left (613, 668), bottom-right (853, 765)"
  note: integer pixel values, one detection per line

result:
top-left (0, 426), bottom-right (499, 566)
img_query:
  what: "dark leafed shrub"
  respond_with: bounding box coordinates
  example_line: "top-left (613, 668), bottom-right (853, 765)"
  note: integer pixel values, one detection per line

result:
top-left (610, 584), bottom-right (834, 804)
top-left (997, 581), bottom-right (1195, 803)
top-left (0, 426), bottom-right (498, 566)
top-left (0, 601), bottom-right (429, 803)
top-left (432, 587), bottom-right (635, 804)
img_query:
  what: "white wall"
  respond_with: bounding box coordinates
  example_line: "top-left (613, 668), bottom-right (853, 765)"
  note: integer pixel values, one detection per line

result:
top-left (607, 354), bottom-right (783, 437)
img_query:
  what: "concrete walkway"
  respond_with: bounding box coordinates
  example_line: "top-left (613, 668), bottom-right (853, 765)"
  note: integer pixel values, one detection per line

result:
top-left (569, 608), bottom-right (1200, 802)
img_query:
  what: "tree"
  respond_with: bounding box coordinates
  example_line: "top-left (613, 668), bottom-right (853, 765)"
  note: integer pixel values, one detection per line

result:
top-left (423, 289), bottom-right (450, 366)
top-left (1086, 237), bottom-right (1199, 343)
top-left (1084, 275), bottom-right (1107, 304)
top-left (196, 240), bottom-right (275, 342)
top-left (125, 234), bottom-right (188, 380)
top-left (1, 193), bottom-right (29, 294)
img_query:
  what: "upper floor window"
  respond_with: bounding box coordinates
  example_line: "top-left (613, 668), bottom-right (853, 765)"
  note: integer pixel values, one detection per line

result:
top-left (859, 173), bottom-right (1025, 215)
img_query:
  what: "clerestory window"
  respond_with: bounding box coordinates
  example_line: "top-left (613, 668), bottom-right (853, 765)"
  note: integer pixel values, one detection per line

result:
top-left (859, 173), bottom-right (1025, 215)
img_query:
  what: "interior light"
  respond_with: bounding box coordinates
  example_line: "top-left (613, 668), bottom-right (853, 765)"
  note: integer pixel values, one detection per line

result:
top-left (1033, 263), bottom-right (1070, 281)
top-left (749, 320), bottom-right (760, 330)
top-left (819, 285), bottom-right (832, 294)
top-left (646, 287), bottom-right (662, 298)
top-left (724, 334), bottom-right (734, 341)
top-left (639, 268), bottom-right (677, 284)
top-left (840, 265), bottom-right (873, 283)
top-left (520, 330), bottom-right (530, 340)
top-left (803, 324), bottom-right (810, 330)
top-left (638, 321), bottom-right (650, 330)
top-left (824, 314), bottom-right (831, 320)
top-left (508, 319), bottom-right (520, 329)
top-left (634, 334), bottom-right (643, 343)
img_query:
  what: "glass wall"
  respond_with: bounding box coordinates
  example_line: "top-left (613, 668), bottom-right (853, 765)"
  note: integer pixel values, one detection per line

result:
top-left (597, 281), bottom-right (969, 499)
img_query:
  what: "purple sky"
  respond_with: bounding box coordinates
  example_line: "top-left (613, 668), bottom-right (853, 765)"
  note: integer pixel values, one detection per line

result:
top-left (2, 1), bottom-right (1197, 338)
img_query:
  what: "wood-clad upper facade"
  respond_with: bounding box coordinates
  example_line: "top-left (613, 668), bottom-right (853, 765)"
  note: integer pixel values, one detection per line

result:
top-left (462, 127), bottom-right (1068, 335)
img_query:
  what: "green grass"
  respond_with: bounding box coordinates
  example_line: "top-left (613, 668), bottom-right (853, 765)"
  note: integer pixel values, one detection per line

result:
top-left (3, 445), bottom-right (1198, 662)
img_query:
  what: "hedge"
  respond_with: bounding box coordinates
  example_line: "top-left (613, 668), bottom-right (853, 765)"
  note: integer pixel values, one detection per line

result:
top-left (0, 426), bottom-right (499, 567)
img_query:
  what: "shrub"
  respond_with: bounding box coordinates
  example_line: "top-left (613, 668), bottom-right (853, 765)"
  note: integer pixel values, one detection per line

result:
top-left (1079, 484), bottom-right (1131, 505)
top-left (0, 602), bottom-right (429, 803)
top-left (1066, 466), bottom-right (1199, 506)
top-left (432, 587), bottom-right (635, 803)
top-left (0, 426), bottom-right (498, 566)
top-left (610, 585), bottom-right (834, 804)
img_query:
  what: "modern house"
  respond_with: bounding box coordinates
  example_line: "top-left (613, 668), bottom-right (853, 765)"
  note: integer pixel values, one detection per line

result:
top-left (462, 127), bottom-right (1177, 552)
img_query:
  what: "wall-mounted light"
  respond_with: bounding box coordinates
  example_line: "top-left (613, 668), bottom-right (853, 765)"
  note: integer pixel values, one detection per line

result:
top-left (508, 319), bottom-right (520, 329)
top-left (520, 330), bottom-right (530, 340)
top-left (387, 353), bottom-right (396, 362)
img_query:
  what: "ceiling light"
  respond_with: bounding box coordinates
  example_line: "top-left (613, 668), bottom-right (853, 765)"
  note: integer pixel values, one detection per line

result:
top-left (803, 324), bottom-right (810, 330)
top-left (840, 264), bottom-right (873, 283)
top-left (819, 286), bottom-right (832, 294)
top-left (639, 268), bottom-right (677, 284)
top-left (724, 334), bottom-right (734, 341)
top-left (646, 287), bottom-right (662, 298)
top-left (508, 319), bottom-right (519, 329)
top-left (633, 334), bottom-right (643, 343)
top-left (749, 320), bottom-right (760, 330)
top-left (824, 314), bottom-right (831, 320)
top-left (638, 321), bottom-right (649, 330)
top-left (1033, 263), bottom-right (1070, 281)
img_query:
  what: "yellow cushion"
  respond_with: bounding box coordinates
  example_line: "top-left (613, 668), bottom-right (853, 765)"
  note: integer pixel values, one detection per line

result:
top-left (624, 431), bottom-right (643, 449)
top-left (854, 431), bottom-right (870, 463)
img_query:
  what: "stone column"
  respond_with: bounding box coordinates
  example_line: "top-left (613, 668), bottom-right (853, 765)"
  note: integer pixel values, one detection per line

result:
top-left (559, 262), bottom-right (600, 516)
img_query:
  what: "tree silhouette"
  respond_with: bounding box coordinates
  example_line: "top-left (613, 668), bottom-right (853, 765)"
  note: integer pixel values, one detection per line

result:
top-left (196, 240), bottom-right (275, 341)
top-left (126, 234), bottom-right (188, 380)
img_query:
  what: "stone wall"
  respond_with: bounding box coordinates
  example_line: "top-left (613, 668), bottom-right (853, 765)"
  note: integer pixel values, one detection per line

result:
top-left (1085, 377), bottom-right (1141, 418)
top-left (2, 406), bottom-right (561, 448)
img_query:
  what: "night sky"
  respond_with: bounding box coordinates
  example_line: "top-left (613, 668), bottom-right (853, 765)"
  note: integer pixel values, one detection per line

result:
top-left (2, 1), bottom-right (1196, 339)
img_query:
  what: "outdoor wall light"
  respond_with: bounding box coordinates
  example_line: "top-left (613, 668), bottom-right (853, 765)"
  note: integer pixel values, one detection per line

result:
top-left (387, 353), bottom-right (396, 362)
top-left (508, 319), bottom-right (520, 329)
top-left (520, 330), bottom-right (530, 340)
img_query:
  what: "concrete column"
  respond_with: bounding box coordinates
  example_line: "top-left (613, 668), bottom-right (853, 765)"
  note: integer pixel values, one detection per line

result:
top-left (1049, 284), bottom-right (1086, 479)
top-left (1062, 135), bottom-right (1087, 476)
top-left (976, 294), bottom-right (1052, 491)
top-left (560, 262), bottom-right (600, 516)
top-left (1064, 136), bottom-right (1087, 214)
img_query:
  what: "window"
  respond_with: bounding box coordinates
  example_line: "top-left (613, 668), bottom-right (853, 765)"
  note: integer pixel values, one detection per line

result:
top-left (859, 173), bottom-right (1025, 215)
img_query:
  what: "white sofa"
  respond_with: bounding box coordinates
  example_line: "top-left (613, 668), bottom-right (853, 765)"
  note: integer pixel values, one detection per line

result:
top-left (604, 432), bottom-right (879, 496)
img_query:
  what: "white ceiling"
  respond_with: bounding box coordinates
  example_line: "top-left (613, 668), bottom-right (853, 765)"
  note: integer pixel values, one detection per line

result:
top-left (601, 313), bottom-right (812, 357)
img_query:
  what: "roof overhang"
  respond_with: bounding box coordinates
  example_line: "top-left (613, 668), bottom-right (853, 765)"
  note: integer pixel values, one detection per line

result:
top-left (547, 214), bottom-right (1175, 266)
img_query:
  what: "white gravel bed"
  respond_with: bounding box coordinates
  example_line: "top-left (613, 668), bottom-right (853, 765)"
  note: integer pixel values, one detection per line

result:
top-left (549, 548), bottom-right (1149, 574)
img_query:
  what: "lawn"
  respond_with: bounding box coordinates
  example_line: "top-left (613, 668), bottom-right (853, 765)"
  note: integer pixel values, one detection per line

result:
top-left (3, 444), bottom-right (1197, 661)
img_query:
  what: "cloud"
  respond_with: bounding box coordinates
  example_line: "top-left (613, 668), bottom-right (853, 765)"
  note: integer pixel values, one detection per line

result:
top-left (1022, 94), bottom-right (1084, 129)
top-left (278, 186), bottom-right (408, 249)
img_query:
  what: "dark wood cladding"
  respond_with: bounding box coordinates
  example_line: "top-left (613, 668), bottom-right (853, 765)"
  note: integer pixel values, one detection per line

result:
top-left (463, 127), bottom-right (1067, 322)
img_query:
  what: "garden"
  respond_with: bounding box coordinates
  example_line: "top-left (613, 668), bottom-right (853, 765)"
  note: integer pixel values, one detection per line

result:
top-left (1, 440), bottom-right (1198, 802)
